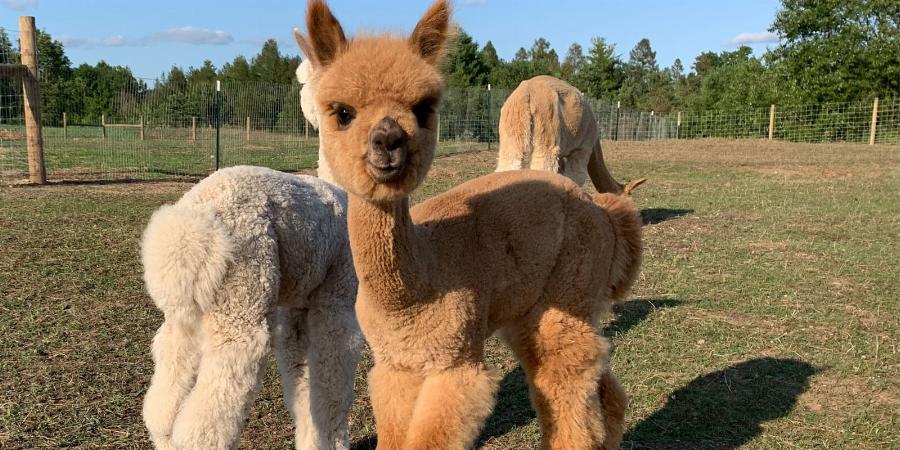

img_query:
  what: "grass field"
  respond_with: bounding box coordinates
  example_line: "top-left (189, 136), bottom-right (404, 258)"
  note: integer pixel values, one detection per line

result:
top-left (1, 139), bottom-right (898, 449)
top-left (0, 126), bottom-right (491, 183)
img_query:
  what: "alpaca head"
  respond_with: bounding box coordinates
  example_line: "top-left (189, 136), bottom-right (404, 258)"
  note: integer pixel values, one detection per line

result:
top-left (294, 0), bottom-right (451, 203)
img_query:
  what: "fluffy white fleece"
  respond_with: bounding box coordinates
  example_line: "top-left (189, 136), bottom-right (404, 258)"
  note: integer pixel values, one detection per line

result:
top-left (296, 60), bottom-right (336, 184)
top-left (141, 166), bottom-right (360, 450)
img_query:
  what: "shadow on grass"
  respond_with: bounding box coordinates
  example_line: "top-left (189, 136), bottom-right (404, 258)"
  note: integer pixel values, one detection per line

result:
top-left (477, 298), bottom-right (682, 445)
top-left (624, 357), bottom-right (817, 449)
top-left (641, 208), bottom-right (693, 225)
top-left (605, 299), bottom-right (681, 338)
top-left (351, 435), bottom-right (377, 450)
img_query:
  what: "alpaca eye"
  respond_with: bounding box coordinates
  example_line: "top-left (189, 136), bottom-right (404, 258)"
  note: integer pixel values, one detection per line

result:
top-left (412, 99), bottom-right (436, 129)
top-left (330, 103), bottom-right (356, 129)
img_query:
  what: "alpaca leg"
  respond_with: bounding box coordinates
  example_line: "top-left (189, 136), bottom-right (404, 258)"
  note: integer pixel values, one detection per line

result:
top-left (565, 146), bottom-right (592, 187)
top-left (597, 369), bottom-right (628, 450)
top-left (274, 306), bottom-right (316, 449)
top-left (143, 315), bottom-right (201, 450)
top-left (170, 311), bottom-right (270, 450)
top-left (304, 303), bottom-right (362, 450)
top-left (368, 364), bottom-right (425, 450)
top-left (506, 308), bottom-right (624, 450)
top-left (530, 145), bottom-right (562, 174)
top-left (402, 364), bottom-right (499, 450)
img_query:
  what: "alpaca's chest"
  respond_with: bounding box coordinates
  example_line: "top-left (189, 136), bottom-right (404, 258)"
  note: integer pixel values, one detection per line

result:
top-left (355, 287), bottom-right (487, 371)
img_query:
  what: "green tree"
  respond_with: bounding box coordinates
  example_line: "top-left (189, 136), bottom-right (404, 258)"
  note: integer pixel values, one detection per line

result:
top-left (573, 37), bottom-right (622, 99)
top-left (769, 0), bottom-right (900, 102)
top-left (220, 56), bottom-right (253, 81)
top-left (529, 37), bottom-right (560, 75)
top-left (443, 28), bottom-right (489, 88)
top-left (560, 43), bottom-right (585, 81)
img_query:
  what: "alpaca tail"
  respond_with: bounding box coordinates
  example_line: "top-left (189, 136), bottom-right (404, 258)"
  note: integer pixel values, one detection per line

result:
top-left (592, 190), bottom-right (643, 301)
top-left (141, 204), bottom-right (235, 314)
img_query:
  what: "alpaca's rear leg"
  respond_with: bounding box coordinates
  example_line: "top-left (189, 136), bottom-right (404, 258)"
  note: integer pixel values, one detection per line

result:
top-left (274, 306), bottom-right (316, 449)
top-left (143, 315), bottom-right (201, 450)
top-left (368, 364), bottom-right (425, 450)
top-left (401, 364), bottom-right (499, 450)
top-left (170, 310), bottom-right (270, 450)
top-left (506, 308), bottom-right (624, 450)
top-left (304, 302), bottom-right (362, 450)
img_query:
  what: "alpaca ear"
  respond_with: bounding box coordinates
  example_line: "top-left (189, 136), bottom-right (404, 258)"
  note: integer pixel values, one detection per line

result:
top-left (297, 0), bottom-right (347, 69)
top-left (622, 178), bottom-right (648, 196)
top-left (409, 0), bottom-right (452, 65)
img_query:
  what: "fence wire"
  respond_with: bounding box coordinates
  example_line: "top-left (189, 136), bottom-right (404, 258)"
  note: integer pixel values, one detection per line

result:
top-left (0, 26), bottom-right (25, 182)
top-left (0, 76), bottom-right (897, 184)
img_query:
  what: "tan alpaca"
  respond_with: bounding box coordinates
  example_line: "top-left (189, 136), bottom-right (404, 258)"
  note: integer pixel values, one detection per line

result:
top-left (497, 75), bottom-right (624, 194)
top-left (295, 1), bottom-right (641, 448)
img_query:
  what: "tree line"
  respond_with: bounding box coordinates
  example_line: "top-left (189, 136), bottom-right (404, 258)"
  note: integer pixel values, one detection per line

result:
top-left (0, 0), bottom-right (897, 130)
top-left (444, 0), bottom-right (898, 113)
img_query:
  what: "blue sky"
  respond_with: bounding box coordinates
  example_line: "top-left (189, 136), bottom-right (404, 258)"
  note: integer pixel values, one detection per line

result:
top-left (2, 0), bottom-right (782, 80)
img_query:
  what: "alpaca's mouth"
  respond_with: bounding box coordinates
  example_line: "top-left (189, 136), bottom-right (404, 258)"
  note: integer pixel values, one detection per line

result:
top-left (367, 163), bottom-right (405, 183)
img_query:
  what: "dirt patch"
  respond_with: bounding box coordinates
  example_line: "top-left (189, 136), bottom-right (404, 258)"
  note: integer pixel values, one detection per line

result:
top-left (0, 130), bottom-right (25, 140)
top-left (799, 373), bottom-right (899, 413)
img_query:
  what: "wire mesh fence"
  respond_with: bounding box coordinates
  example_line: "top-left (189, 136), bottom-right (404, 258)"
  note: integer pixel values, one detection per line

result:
top-left (0, 74), bottom-right (897, 184)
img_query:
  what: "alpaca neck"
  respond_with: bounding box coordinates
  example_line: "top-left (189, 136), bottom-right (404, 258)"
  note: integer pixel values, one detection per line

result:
top-left (348, 194), bottom-right (428, 309)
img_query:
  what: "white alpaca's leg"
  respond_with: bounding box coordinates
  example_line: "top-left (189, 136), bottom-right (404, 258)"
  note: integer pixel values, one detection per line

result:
top-left (169, 309), bottom-right (270, 450)
top-left (143, 314), bottom-right (201, 450)
top-left (305, 300), bottom-right (362, 450)
top-left (274, 306), bottom-right (317, 450)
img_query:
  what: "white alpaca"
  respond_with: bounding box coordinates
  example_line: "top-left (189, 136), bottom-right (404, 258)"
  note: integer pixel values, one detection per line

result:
top-left (296, 58), bottom-right (336, 184)
top-left (141, 165), bottom-right (361, 450)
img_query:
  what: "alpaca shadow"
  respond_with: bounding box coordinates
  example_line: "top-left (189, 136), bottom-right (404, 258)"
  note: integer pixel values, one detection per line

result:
top-left (640, 208), bottom-right (693, 225)
top-left (477, 298), bottom-right (682, 445)
top-left (624, 357), bottom-right (817, 449)
top-left (351, 435), bottom-right (377, 450)
top-left (604, 299), bottom-right (681, 338)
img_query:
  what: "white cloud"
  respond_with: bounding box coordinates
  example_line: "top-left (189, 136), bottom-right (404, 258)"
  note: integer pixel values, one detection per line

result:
top-left (59, 27), bottom-right (233, 48)
top-left (729, 31), bottom-right (779, 46)
top-left (143, 26), bottom-right (233, 45)
top-left (1, 0), bottom-right (37, 11)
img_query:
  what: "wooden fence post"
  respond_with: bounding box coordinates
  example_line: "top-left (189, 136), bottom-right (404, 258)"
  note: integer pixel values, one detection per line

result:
top-left (19, 16), bottom-right (46, 184)
top-left (768, 104), bottom-right (776, 140)
top-left (676, 111), bottom-right (682, 139)
top-left (63, 112), bottom-right (67, 140)
top-left (869, 97), bottom-right (879, 145)
top-left (246, 117), bottom-right (250, 142)
top-left (101, 114), bottom-right (107, 139)
top-left (191, 117), bottom-right (197, 141)
top-left (140, 114), bottom-right (145, 140)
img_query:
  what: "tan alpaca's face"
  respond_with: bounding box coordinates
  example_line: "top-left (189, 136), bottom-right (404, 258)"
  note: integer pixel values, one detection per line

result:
top-left (295, 0), bottom-right (450, 203)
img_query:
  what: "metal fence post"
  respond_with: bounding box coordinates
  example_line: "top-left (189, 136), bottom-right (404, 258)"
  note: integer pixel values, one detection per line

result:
top-left (215, 80), bottom-right (221, 171)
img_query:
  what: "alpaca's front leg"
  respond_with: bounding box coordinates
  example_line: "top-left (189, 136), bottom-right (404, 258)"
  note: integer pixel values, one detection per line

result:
top-left (402, 364), bottom-right (499, 450)
top-left (305, 302), bottom-right (362, 450)
top-left (143, 315), bottom-right (201, 450)
top-left (368, 364), bottom-right (425, 450)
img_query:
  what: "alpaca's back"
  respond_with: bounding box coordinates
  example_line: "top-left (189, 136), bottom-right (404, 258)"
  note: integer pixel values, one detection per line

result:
top-left (142, 165), bottom-right (352, 314)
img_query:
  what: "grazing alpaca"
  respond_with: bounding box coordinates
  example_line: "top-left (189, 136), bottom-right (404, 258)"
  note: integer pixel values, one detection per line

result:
top-left (295, 1), bottom-right (641, 449)
top-left (141, 166), bottom-right (360, 450)
top-left (497, 75), bottom-right (624, 194)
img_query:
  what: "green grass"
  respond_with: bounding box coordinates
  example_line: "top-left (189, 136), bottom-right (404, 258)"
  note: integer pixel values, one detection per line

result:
top-left (1, 139), bottom-right (898, 449)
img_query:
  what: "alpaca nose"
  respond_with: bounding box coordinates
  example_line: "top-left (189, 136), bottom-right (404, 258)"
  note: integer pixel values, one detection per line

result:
top-left (367, 117), bottom-right (408, 182)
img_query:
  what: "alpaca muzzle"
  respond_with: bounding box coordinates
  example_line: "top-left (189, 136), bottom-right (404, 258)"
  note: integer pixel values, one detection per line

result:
top-left (367, 117), bottom-right (408, 183)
